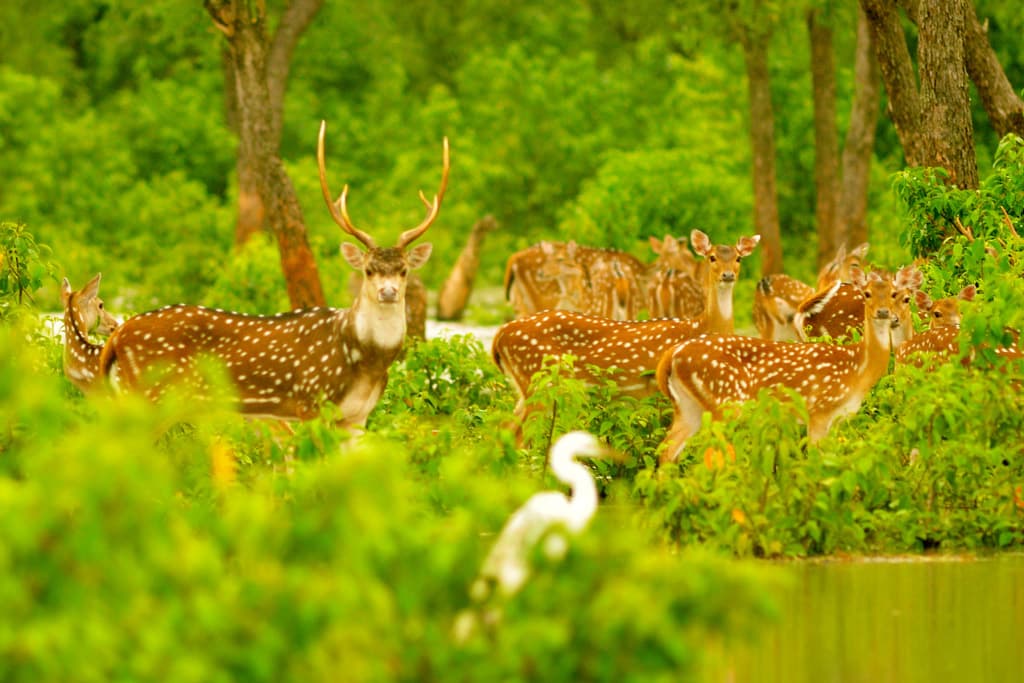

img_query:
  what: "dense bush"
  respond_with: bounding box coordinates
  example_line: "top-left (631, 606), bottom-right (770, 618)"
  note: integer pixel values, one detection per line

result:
top-left (0, 326), bottom-right (780, 682)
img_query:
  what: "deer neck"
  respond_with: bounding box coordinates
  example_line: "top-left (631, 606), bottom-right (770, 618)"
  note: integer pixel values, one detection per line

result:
top-left (349, 292), bottom-right (407, 352)
top-left (63, 304), bottom-right (95, 354)
top-left (704, 282), bottom-right (735, 334)
top-left (856, 315), bottom-right (893, 390)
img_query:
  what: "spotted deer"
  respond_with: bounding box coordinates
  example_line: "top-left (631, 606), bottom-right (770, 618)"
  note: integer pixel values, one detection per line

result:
top-left (893, 284), bottom-right (1009, 365)
top-left (657, 268), bottom-right (901, 462)
top-left (492, 230), bottom-right (760, 431)
top-left (771, 243), bottom-right (869, 341)
top-left (503, 241), bottom-right (575, 317)
top-left (98, 121), bottom-right (449, 428)
top-left (752, 274), bottom-right (814, 341)
top-left (644, 234), bottom-right (704, 319)
top-left (61, 273), bottom-right (120, 392)
top-left (585, 254), bottom-right (644, 320)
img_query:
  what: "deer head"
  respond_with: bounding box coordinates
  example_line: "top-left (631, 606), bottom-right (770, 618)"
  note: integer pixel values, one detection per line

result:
top-left (318, 120), bottom-right (448, 313)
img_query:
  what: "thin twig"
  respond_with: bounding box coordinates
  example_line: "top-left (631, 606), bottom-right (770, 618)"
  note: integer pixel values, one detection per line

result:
top-left (953, 216), bottom-right (974, 241)
top-left (1001, 206), bottom-right (1020, 239)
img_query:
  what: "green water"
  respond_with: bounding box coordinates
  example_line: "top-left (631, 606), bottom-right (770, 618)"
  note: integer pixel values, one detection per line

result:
top-left (717, 554), bottom-right (1024, 683)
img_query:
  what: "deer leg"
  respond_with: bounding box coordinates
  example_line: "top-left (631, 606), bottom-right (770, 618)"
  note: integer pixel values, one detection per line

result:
top-left (659, 378), bottom-right (705, 464)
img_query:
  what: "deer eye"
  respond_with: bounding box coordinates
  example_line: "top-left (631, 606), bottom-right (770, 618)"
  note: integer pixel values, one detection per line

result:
top-left (365, 269), bottom-right (377, 278)
top-left (708, 255), bottom-right (717, 263)
top-left (863, 291), bottom-right (872, 299)
top-left (934, 311), bottom-right (941, 318)
top-left (98, 302), bottom-right (104, 309)
top-left (400, 268), bottom-right (408, 277)
top-left (903, 296), bottom-right (911, 303)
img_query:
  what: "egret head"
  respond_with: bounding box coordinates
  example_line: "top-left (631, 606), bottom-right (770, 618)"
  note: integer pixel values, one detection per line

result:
top-left (551, 431), bottom-right (615, 464)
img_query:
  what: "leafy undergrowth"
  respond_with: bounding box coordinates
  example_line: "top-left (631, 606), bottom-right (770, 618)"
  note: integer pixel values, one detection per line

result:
top-left (1, 327), bottom-right (780, 682)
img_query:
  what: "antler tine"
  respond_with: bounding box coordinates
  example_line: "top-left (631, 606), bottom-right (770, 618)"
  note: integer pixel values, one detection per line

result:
top-left (397, 136), bottom-right (450, 248)
top-left (317, 120), bottom-right (376, 249)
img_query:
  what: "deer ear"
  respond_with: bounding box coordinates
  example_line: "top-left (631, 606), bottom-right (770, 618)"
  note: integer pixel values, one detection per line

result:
top-left (406, 243), bottom-right (433, 270)
top-left (893, 265), bottom-right (922, 289)
top-left (736, 234), bottom-right (761, 257)
top-left (61, 277), bottom-right (72, 305)
top-left (649, 236), bottom-right (663, 253)
top-left (690, 229), bottom-right (711, 256)
top-left (341, 243), bottom-right (366, 270)
top-left (81, 273), bottom-right (102, 300)
top-left (915, 290), bottom-right (932, 311)
top-left (960, 284), bottom-right (977, 301)
top-left (850, 242), bottom-right (869, 260)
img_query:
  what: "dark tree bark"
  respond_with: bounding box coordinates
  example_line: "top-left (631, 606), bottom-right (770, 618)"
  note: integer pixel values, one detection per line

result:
top-left (808, 9), bottom-right (840, 271)
top-left (740, 24), bottom-right (783, 276)
top-left (207, 0), bottom-right (325, 309)
top-left (918, 0), bottom-right (978, 188)
top-left (837, 6), bottom-right (880, 249)
top-left (860, 0), bottom-right (978, 189)
top-left (899, 0), bottom-right (1024, 140)
top-left (860, 0), bottom-right (926, 165)
top-left (963, 3), bottom-right (1024, 139)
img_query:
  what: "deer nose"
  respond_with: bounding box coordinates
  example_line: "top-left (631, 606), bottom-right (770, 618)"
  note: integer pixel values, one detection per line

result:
top-left (876, 308), bottom-right (891, 320)
top-left (378, 286), bottom-right (399, 303)
top-left (719, 272), bottom-right (736, 284)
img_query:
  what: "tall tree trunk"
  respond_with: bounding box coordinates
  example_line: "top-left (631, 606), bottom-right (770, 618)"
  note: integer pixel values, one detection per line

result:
top-left (266, 0), bottom-right (325, 150)
top-left (741, 26), bottom-right (783, 276)
top-left (963, 2), bottom-right (1024, 139)
top-left (900, 0), bottom-right (1024, 140)
top-left (918, 0), bottom-right (978, 188)
top-left (207, 0), bottom-right (325, 309)
top-left (808, 9), bottom-right (840, 271)
top-left (860, 0), bottom-right (926, 166)
top-left (861, 0), bottom-right (978, 188)
top-left (837, 5), bottom-right (880, 249)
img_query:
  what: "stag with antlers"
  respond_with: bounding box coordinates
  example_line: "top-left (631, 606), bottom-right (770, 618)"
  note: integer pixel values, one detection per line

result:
top-left (98, 122), bottom-right (449, 429)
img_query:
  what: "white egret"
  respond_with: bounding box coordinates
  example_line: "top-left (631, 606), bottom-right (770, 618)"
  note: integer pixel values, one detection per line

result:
top-left (454, 431), bottom-right (612, 640)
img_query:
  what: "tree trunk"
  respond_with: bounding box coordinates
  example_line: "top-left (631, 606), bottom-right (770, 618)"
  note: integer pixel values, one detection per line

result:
top-left (917, 0), bottom-right (978, 188)
top-left (862, 0), bottom-right (979, 188)
top-left (963, 2), bottom-right (1024, 139)
top-left (437, 215), bottom-right (499, 321)
top-left (837, 5), bottom-right (881, 249)
top-left (808, 9), bottom-right (840, 271)
top-left (266, 0), bottom-right (325, 150)
top-left (900, 0), bottom-right (1024, 140)
top-left (207, 0), bottom-right (325, 309)
top-left (741, 26), bottom-right (783, 276)
top-left (860, 0), bottom-right (926, 165)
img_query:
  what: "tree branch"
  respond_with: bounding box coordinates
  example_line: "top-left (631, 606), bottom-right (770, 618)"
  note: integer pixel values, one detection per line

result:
top-left (267, 0), bottom-right (325, 149)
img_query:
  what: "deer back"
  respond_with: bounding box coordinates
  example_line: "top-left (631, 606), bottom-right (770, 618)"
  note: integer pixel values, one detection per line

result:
top-left (492, 230), bottom-right (760, 421)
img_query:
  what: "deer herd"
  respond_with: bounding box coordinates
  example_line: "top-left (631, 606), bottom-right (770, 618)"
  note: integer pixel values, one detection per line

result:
top-left (58, 122), bottom-right (1020, 464)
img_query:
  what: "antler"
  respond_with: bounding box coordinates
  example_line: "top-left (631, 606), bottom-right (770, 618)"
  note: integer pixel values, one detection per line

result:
top-left (397, 137), bottom-right (450, 248)
top-left (317, 120), bottom-right (377, 249)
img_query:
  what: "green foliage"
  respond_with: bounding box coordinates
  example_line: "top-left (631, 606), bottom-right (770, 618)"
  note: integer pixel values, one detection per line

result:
top-left (0, 326), bottom-right (780, 682)
top-left (203, 235), bottom-right (291, 314)
top-left (894, 134), bottom-right (1024, 258)
top-left (894, 134), bottom-right (1024, 348)
top-left (0, 222), bottom-right (59, 319)
top-left (518, 356), bottom-right (671, 486)
top-left (561, 148), bottom-right (753, 253)
top-left (635, 362), bottom-right (1024, 557)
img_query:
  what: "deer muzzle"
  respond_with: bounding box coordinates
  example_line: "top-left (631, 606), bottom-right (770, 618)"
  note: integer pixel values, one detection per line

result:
top-left (378, 285), bottom-right (400, 303)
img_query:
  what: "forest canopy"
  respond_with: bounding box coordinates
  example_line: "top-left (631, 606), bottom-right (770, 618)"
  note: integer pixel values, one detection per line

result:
top-left (2, 0), bottom-right (1021, 311)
